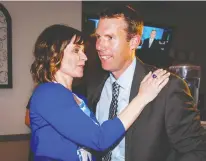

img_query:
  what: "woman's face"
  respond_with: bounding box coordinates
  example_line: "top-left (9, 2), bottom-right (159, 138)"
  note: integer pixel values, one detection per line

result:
top-left (59, 35), bottom-right (87, 78)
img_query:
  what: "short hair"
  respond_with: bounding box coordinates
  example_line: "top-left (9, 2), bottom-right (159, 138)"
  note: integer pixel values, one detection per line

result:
top-left (99, 5), bottom-right (144, 41)
top-left (151, 29), bottom-right (157, 33)
top-left (30, 24), bottom-right (84, 84)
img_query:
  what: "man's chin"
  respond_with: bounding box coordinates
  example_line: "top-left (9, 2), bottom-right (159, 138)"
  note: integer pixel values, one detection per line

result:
top-left (101, 65), bottom-right (112, 71)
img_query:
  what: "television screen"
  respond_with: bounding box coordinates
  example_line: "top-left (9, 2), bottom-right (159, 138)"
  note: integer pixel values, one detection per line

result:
top-left (139, 25), bottom-right (173, 51)
top-left (82, 16), bottom-right (174, 52)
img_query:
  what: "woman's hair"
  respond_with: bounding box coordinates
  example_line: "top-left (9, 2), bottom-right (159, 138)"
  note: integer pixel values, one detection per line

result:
top-left (31, 24), bottom-right (84, 84)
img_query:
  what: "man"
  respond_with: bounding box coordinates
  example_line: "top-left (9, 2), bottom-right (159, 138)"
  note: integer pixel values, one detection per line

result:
top-left (86, 5), bottom-right (206, 161)
top-left (141, 30), bottom-right (159, 50)
top-left (139, 29), bottom-right (161, 67)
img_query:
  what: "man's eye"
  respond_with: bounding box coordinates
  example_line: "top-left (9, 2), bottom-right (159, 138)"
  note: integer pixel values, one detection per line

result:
top-left (107, 36), bottom-right (113, 40)
top-left (96, 35), bottom-right (100, 39)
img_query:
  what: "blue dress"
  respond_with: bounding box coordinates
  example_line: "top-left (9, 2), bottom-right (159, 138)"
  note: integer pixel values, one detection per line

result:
top-left (30, 83), bottom-right (125, 161)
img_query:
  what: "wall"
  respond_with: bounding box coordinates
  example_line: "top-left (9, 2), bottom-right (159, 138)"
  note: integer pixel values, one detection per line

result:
top-left (0, 1), bottom-right (82, 135)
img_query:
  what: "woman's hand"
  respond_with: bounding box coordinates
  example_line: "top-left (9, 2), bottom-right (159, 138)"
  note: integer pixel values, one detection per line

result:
top-left (117, 69), bottom-right (170, 130)
top-left (138, 69), bottom-right (170, 103)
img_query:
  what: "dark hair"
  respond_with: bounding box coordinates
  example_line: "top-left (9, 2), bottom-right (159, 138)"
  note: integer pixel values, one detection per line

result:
top-left (30, 24), bottom-right (84, 84)
top-left (99, 5), bottom-right (144, 40)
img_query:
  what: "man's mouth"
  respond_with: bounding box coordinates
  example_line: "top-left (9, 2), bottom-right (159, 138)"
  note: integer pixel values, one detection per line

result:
top-left (100, 55), bottom-right (112, 60)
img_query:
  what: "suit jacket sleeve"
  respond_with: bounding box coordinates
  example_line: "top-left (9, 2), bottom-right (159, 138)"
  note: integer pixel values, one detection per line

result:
top-left (165, 77), bottom-right (206, 161)
top-left (31, 83), bottom-right (125, 151)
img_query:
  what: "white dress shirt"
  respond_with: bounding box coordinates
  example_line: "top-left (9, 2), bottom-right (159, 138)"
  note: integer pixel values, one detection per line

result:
top-left (96, 58), bottom-right (136, 161)
top-left (149, 38), bottom-right (154, 48)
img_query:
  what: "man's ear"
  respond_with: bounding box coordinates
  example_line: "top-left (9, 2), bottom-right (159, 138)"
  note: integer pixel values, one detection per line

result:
top-left (130, 35), bottom-right (141, 50)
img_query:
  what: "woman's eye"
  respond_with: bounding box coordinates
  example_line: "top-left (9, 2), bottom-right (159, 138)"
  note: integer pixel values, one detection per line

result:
top-left (73, 48), bottom-right (79, 53)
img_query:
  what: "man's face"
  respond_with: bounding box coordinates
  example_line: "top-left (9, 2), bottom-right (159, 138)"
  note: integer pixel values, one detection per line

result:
top-left (95, 17), bottom-right (138, 78)
top-left (150, 30), bottom-right (156, 39)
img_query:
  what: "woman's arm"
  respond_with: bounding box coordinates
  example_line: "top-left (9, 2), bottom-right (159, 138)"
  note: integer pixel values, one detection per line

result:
top-left (31, 70), bottom-right (169, 151)
top-left (25, 99), bottom-right (31, 127)
top-left (31, 83), bottom-right (124, 151)
top-left (25, 109), bottom-right (30, 127)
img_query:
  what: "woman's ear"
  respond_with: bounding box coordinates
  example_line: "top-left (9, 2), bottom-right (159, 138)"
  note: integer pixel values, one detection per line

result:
top-left (130, 35), bottom-right (141, 50)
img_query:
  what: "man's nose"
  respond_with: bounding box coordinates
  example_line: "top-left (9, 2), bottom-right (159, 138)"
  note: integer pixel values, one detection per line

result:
top-left (96, 38), bottom-right (105, 51)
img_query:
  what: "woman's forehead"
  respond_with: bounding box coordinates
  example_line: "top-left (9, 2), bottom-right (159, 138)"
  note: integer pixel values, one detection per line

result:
top-left (73, 44), bottom-right (84, 50)
top-left (75, 43), bottom-right (84, 47)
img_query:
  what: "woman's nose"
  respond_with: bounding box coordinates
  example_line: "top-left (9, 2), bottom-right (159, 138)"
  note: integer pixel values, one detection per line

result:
top-left (80, 52), bottom-right (87, 61)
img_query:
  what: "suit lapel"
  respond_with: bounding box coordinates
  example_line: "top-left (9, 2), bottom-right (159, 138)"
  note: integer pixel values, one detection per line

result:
top-left (129, 57), bottom-right (147, 102)
top-left (88, 71), bottom-right (109, 114)
top-left (125, 57), bottom-right (148, 161)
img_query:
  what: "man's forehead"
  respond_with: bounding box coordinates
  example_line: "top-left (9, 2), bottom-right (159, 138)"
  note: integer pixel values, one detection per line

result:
top-left (95, 18), bottom-right (127, 35)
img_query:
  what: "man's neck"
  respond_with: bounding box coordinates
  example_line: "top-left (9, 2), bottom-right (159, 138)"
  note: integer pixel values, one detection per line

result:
top-left (112, 57), bottom-right (136, 80)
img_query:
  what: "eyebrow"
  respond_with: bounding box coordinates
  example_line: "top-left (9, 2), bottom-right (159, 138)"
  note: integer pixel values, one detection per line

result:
top-left (74, 43), bottom-right (84, 47)
top-left (74, 45), bottom-right (84, 50)
top-left (94, 33), bottom-right (114, 38)
top-left (105, 34), bottom-right (113, 37)
top-left (94, 33), bottom-right (99, 37)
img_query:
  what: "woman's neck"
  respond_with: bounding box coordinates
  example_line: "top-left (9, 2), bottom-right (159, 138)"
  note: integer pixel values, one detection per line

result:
top-left (54, 71), bottom-right (73, 90)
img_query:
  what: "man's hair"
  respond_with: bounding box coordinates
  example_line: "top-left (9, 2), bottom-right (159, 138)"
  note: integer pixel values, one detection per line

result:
top-left (30, 24), bottom-right (84, 84)
top-left (151, 29), bottom-right (157, 33)
top-left (99, 5), bottom-right (144, 41)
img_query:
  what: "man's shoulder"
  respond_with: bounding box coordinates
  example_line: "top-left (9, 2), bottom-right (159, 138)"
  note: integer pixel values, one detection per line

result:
top-left (140, 61), bottom-right (158, 73)
top-left (144, 38), bottom-right (149, 41)
top-left (168, 72), bottom-right (189, 90)
top-left (139, 61), bottom-right (186, 90)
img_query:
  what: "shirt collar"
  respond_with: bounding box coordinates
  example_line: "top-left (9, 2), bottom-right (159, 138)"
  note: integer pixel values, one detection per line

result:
top-left (109, 58), bottom-right (136, 90)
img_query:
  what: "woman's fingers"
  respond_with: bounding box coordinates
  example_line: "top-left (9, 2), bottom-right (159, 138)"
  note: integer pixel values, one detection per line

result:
top-left (147, 69), bottom-right (165, 84)
top-left (138, 69), bottom-right (170, 103)
top-left (142, 69), bottom-right (163, 84)
top-left (156, 72), bottom-right (170, 86)
top-left (141, 69), bottom-right (170, 89)
top-left (158, 77), bottom-right (169, 90)
top-left (152, 69), bottom-right (164, 78)
top-left (141, 71), bottom-right (152, 83)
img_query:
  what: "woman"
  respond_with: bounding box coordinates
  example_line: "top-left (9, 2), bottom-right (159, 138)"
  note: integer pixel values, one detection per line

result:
top-left (30, 24), bottom-right (170, 161)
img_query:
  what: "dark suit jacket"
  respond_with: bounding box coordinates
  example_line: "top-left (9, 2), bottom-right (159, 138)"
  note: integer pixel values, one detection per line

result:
top-left (86, 57), bottom-right (206, 161)
top-left (139, 38), bottom-right (162, 67)
top-left (141, 38), bottom-right (159, 50)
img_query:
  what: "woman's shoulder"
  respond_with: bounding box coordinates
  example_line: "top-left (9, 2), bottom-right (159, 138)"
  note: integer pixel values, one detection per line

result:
top-left (32, 82), bottom-right (73, 100)
top-left (36, 82), bottom-right (71, 92)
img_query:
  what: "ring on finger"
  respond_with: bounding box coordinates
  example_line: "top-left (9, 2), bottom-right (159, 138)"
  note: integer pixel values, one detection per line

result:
top-left (152, 73), bottom-right (157, 79)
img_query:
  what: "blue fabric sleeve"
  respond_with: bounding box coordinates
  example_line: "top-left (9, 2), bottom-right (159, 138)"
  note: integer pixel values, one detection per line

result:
top-left (31, 83), bottom-right (125, 151)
